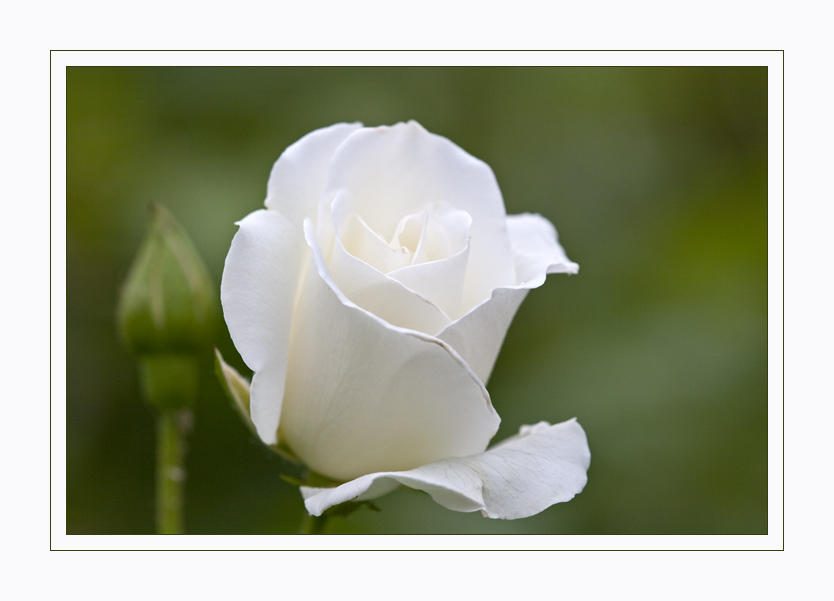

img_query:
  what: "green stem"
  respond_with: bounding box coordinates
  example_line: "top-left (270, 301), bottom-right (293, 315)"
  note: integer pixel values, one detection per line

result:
top-left (156, 409), bottom-right (191, 534)
top-left (299, 511), bottom-right (328, 535)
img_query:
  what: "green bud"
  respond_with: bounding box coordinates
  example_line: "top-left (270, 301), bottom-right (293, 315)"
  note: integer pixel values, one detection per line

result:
top-left (117, 203), bottom-right (217, 355)
top-left (117, 204), bottom-right (218, 410)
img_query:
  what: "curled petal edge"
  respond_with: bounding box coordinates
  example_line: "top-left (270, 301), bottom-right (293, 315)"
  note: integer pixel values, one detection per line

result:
top-left (506, 212), bottom-right (579, 287)
top-left (301, 418), bottom-right (590, 520)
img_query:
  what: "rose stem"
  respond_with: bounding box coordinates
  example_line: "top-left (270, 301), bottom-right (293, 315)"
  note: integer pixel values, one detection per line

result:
top-left (156, 408), bottom-right (191, 534)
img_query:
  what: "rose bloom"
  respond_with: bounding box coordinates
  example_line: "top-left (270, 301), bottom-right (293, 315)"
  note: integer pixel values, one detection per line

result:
top-left (221, 121), bottom-right (590, 519)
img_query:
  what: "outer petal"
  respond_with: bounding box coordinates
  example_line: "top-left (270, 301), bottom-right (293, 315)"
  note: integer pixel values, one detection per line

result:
top-left (277, 220), bottom-right (501, 482)
top-left (221, 210), bottom-right (304, 445)
top-left (322, 121), bottom-right (517, 310)
top-left (264, 122), bottom-right (362, 226)
top-left (222, 124), bottom-right (363, 445)
top-left (301, 419), bottom-right (591, 520)
top-left (438, 213), bottom-right (579, 383)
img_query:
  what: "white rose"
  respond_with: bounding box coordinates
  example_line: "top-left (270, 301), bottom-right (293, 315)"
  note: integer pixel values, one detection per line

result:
top-left (221, 121), bottom-right (590, 519)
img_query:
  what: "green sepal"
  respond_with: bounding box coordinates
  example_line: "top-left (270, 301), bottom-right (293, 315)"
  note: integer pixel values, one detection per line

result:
top-left (214, 347), bottom-right (254, 432)
top-left (280, 469), bottom-right (343, 489)
top-left (214, 348), bottom-right (301, 464)
top-left (279, 474), bottom-right (307, 488)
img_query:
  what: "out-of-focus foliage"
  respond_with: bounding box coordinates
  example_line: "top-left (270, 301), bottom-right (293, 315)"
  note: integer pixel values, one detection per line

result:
top-left (66, 66), bottom-right (767, 534)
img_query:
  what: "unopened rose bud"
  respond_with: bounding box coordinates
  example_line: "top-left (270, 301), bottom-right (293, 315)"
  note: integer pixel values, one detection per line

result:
top-left (117, 203), bottom-right (217, 410)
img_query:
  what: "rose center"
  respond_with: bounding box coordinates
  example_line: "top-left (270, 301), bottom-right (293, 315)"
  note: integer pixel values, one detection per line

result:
top-left (335, 199), bottom-right (472, 275)
top-left (389, 210), bottom-right (425, 258)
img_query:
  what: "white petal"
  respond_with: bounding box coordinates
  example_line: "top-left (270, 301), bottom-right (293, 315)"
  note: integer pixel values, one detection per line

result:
top-left (507, 213), bottom-right (579, 285)
top-left (301, 419), bottom-right (590, 520)
top-left (265, 122), bottom-right (362, 226)
top-left (322, 121), bottom-right (517, 312)
top-left (278, 220), bottom-right (501, 482)
top-left (220, 210), bottom-right (301, 445)
top-left (437, 213), bottom-right (579, 383)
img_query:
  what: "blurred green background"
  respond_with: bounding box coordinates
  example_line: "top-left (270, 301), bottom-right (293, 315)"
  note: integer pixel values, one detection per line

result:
top-left (66, 66), bottom-right (767, 535)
